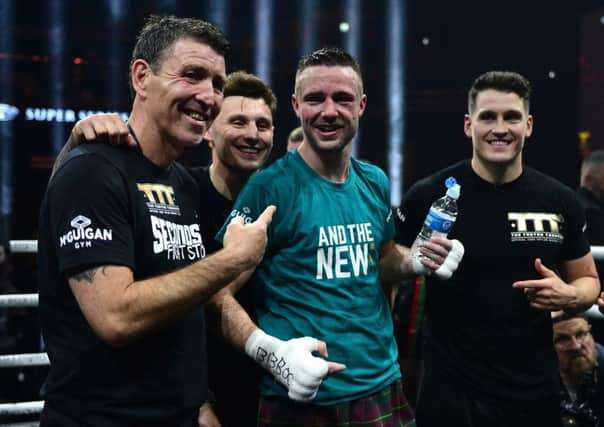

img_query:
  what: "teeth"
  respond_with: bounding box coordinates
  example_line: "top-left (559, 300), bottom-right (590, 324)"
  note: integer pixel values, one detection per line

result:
top-left (239, 147), bottom-right (260, 153)
top-left (186, 111), bottom-right (203, 121)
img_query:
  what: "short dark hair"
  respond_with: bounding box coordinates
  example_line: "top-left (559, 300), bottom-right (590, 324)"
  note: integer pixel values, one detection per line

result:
top-left (129, 15), bottom-right (230, 97)
top-left (551, 311), bottom-right (587, 324)
top-left (223, 71), bottom-right (277, 119)
top-left (468, 71), bottom-right (531, 114)
top-left (295, 47), bottom-right (363, 94)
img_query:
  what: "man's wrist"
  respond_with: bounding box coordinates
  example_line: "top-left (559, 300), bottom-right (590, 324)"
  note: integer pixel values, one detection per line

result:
top-left (244, 329), bottom-right (281, 364)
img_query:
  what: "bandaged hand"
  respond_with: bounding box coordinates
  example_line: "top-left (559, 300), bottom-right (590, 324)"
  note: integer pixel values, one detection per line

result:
top-left (244, 329), bottom-right (346, 401)
top-left (412, 237), bottom-right (464, 280)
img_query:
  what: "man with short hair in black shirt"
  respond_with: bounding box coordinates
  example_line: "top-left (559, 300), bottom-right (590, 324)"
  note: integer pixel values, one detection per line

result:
top-left (38, 16), bottom-right (274, 427)
top-left (193, 70), bottom-right (276, 427)
top-left (394, 70), bottom-right (600, 427)
top-left (54, 70), bottom-right (277, 426)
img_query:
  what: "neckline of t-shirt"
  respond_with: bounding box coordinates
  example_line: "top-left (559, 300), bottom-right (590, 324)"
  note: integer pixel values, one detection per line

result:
top-left (126, 122), bottom-right (175, 176)
top-left (290, 150), bottom-right (357, 191)
top-left (131, 144), bottom-right (174, 177)
top-left (466, 160), bottom-right (527, 192)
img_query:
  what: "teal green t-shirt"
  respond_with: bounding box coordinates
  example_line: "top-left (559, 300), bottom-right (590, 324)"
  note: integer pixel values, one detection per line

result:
top-left (216, 151), bottom-right (400, 405)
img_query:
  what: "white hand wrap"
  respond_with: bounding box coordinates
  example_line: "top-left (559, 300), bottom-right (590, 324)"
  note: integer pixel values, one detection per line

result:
top-left (434, 239), bottom-right (464, 280)
top-left (411, 238), bottom-right (464, 280)
top-left (412, 256), bottom-right (428, 276)
top-left (245, 329), bottom-right (328, 401)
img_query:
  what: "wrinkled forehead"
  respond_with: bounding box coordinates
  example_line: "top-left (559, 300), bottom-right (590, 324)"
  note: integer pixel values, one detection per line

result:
top-left (160, 37), bottom-right (226, 75)
top-left (294, 65), bottom-right (363, 96)
top-left (553, 318), bottom-right (590, 336)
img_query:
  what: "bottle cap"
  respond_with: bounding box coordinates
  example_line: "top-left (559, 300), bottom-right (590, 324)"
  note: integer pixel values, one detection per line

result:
top-left (445, 176), bottom-right (460, 199)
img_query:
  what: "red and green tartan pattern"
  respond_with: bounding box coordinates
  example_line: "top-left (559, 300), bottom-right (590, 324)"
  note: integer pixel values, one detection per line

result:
top-left (257, 379), bottom-right (415, 427)
top-left (404, 276), bottom-right (426, 356)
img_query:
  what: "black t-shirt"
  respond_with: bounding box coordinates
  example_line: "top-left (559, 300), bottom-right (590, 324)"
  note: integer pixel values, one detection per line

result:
top-left (395, 160), bottom-right (590, 400)
top-left (189, 166), bottom-right (233, 255)
top-left (188, 166), bottom-right (261, 427)
top-left (38, 144), bottom-right (208, 426)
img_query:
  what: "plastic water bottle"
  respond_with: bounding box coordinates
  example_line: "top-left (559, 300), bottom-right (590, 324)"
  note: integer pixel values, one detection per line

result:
top-left (411, 177), bottom-right (461, 269)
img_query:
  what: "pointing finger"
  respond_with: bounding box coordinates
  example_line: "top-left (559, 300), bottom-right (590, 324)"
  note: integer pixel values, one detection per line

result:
top-left (327, 361), bottom-right (346, 374)
top-left (230, 215), bottom-right (244, 226)
top-left (256, 205), bottom-right (276, 225)
top-left (513, 280), bottom-right (546, 289)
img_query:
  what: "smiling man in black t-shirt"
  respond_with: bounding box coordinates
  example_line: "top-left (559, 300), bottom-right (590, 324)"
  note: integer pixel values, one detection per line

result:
top-left (38, 16), bottom-right (275, 427)
top-left (53, 70), bottom-right (278, 426)
top-left (395, 71), bottom-right (600, 427)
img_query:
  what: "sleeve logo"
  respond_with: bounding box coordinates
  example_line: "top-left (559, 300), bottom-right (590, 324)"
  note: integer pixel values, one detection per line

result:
top-left (396, 208), bottom-right (405, 223)
top-left (59, 215), bottom-right (113, 249)
top-left (230, 208), bottom-right (254, 224)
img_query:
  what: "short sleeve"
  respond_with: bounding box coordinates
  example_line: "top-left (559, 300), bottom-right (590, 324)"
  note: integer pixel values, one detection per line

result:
top-left (562, 190), bottom-right (591, 261)
top-left (215, 181), bottom-right (273, 246)
top-left (378, 171), bottom-right (395, 244)
top-left (48, 154), bottom-right (135, 273)
top-left (393, 181), bottom-right (432, 247)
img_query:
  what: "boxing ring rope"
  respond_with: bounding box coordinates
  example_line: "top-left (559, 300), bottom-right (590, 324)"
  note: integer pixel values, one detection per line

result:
top-left (1, 241), bottom-right (43, 425)
top-left (2, 241), bottom-right (604, 422)
top-left (8, 240), bottom-right (38, 254)
top-left (0, 401), bottom-right (45, 417)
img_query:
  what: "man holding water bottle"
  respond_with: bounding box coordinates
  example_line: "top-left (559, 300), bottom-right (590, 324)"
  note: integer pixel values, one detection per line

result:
top-left (394, 70), bottom-right (600, 427)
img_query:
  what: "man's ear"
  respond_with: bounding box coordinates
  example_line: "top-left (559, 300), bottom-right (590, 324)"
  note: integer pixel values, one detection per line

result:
top-left (525, 115), bottom-right (534, 139)
top-left (204, 129), bottom-right (214, 148)
top-left (463, 114), bottom-right (472, 139)
top-left (291, 94), bottom-right (301, 119)
top-left (131, 59), bottom-right (151, 99)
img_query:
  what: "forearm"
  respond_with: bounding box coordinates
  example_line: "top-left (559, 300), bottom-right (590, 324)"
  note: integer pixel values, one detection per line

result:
top-left (564, 276), bottom-right (600, 313)
top-left (379, 243), bottom-right (413, 285)
top-left (90, 247), bottom-right (255, 346)
top-left (207, 286), bottom-right (258, 351)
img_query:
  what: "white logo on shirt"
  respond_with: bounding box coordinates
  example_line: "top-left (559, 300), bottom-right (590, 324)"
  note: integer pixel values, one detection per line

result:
top-left (230, 208), bottom-right (253, 224)
top-left (151, 215), bottom-right (205, 260)
top-left (316, 223), bottom-right (375, 279)
top-left (396, 208), bottom-right (405, 223)
top-left (60, 215), bottom-right (113, 249)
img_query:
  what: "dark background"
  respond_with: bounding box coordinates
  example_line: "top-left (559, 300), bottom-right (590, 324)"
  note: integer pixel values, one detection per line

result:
top-left (1, 0), bottom-right (604, 239)
top-left (1, 0), bottom-right (604, 409)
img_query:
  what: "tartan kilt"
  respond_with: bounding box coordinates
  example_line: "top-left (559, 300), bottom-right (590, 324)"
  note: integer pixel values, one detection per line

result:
top-left (257, 379), bottom-right (416, 427)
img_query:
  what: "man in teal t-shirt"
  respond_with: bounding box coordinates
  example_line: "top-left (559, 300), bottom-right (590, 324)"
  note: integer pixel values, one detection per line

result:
top-left (214, 47), bottom-right (464, 427)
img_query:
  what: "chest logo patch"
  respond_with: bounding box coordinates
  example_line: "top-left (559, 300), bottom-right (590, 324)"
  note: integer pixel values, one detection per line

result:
top-left (137, 183), bottom-right (181, 216)
top-left (316, 223), bottom-right (376, 279)
top-left (508, 212), bottom-right (564, 243)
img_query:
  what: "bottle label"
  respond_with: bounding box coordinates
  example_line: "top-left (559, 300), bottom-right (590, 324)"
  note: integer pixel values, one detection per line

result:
top-left (424, 208), bottom-right (454, 233)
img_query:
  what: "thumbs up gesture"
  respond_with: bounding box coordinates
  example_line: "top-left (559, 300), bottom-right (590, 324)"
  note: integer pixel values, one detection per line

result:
top-left (512, 258), bottom-right (577, 311)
